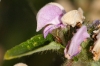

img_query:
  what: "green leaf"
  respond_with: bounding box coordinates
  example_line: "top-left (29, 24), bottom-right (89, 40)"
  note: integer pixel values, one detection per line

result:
top-left (4, 34), bottom-right (64, 60)
top-left (91, 62), bottom-right (100, 66)
top-left (4, 34), bottom-right (53, 60)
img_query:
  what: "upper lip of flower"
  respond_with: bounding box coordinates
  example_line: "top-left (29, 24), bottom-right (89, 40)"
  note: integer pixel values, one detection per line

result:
top-left (36, 2), bottom-right (65, 32)
top-left (36, 2), bottom-right (66, 38)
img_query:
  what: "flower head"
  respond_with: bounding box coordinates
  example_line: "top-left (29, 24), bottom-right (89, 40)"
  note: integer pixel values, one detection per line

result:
top-left (36, 2), bottom-right (66, 38)
top-left (64, 25), bottom-right (90, 59)
top-left (61, 8), bottom-right (85, 27)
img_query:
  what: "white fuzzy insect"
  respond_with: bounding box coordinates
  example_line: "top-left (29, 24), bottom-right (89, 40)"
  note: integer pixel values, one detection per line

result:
top-left (61, 8), bottom-right (85, 27)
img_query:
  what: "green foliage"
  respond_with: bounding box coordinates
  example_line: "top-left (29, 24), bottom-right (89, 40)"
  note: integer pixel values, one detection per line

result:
top-left (4, 34), bottom-right (65, 60)
top-left (4, 34), bottom-right (52, 60)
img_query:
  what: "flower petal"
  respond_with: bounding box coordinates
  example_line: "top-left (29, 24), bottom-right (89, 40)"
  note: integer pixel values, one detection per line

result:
top-left (92, 38), bottom-right (100, 61)
top-left (43, 25), bottom-right (55, 38)
top-left (64, 25), bottom-right (90, 59)
top-left (36, 2), bottom-right (65, 32)
top-left (43, 24), bottom-right (65, 38)
top-left (61, 8), bottom-right (85, 27)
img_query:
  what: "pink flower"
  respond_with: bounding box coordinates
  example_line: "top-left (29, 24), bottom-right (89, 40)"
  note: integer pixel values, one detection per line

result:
top-left (64, 25), bottom-right (90, 59)
top-left (36, 2), bottom-right (66, 38)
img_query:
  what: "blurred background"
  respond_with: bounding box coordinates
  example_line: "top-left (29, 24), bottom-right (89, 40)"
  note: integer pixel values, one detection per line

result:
top-left (0, 0), bottom-right (100, 66)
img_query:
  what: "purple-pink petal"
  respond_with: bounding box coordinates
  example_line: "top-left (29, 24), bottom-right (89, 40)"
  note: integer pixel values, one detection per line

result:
top-left (43, 23), bottom-right (66, 38)
top-left (43, 25), bottom-right (55, 38)
top-left (36, 3), bottom-right (65, 32)
top-left (64, 25), bottom-right (90, 59)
